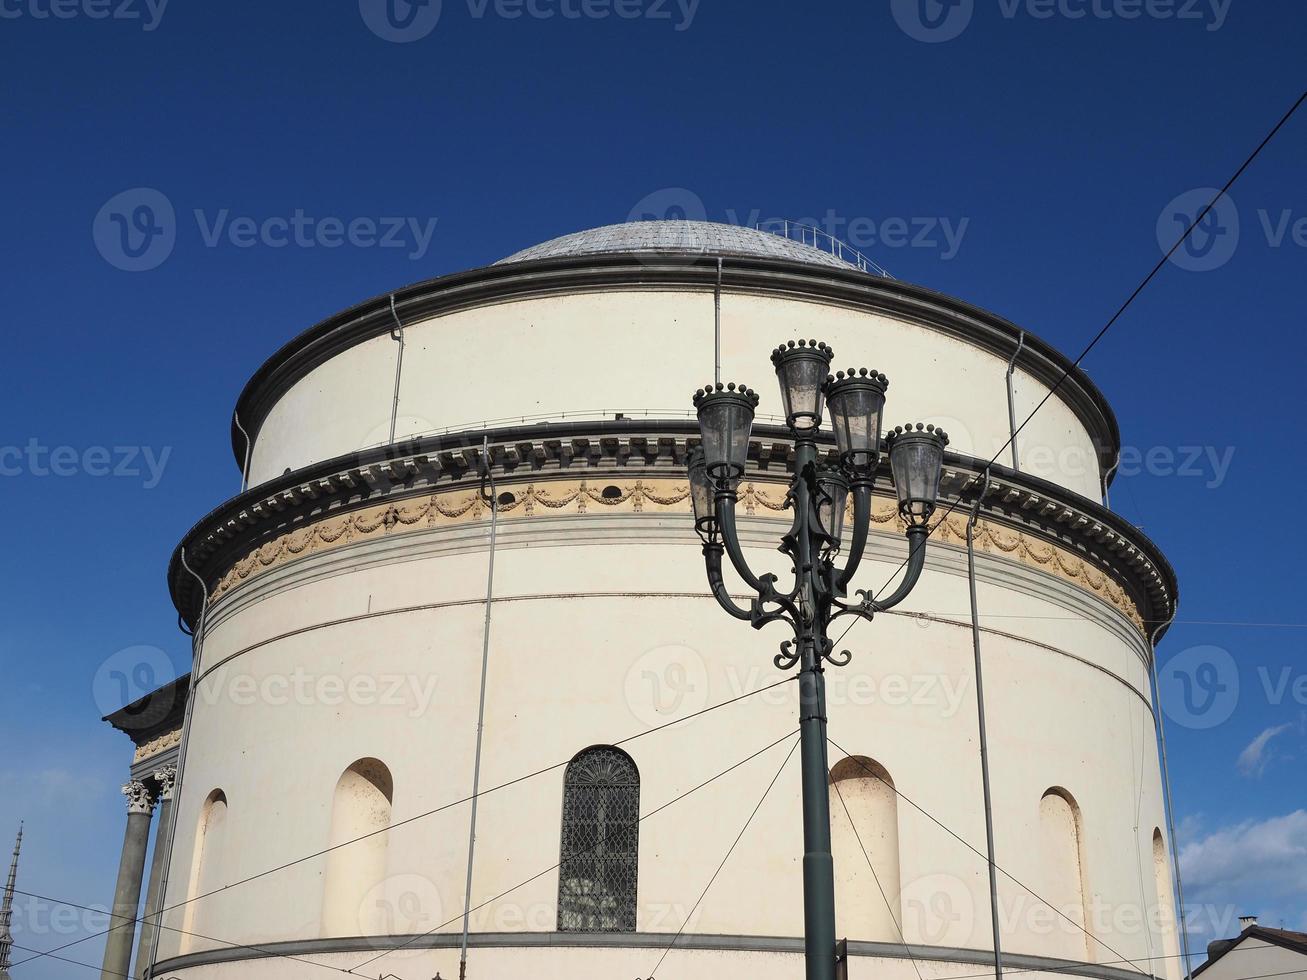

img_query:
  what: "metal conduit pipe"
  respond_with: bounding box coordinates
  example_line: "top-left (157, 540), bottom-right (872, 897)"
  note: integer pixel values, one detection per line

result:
top-left (1149, 613), bottom-right (1192, 980)
top-left (233, 411), bottom-right (253, 494)
top-left (1005, 331), bottom-right (1025, 472)
top-left (714, 256), bottom-right (723, 386)
top-left (966, 469), bottom-right (1004, 980)
top-left (144, 547), bottom-right (209, 980)
top-left (388, 293), bottom-right (406, 446)
top-left (459, 436), bottom-right (498, 980)
top-left (1103, 450), bottom-right (1121, 511)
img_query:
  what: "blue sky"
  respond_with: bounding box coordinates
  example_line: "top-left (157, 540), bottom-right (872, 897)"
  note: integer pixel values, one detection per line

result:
top-left (1, 1), bottom-right (1304, 976)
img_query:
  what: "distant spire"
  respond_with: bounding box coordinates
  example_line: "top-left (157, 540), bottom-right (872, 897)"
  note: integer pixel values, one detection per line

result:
top-left (0, 823), bottom-right (21, 980)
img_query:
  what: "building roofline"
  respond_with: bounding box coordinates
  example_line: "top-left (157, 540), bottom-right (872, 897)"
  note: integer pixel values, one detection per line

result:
top-left (102, 674), bottom-right (190, 745)
top-left (1193, 926), bottom-right (1307, 976)
top-left (227, 252), bottom-right (1122, 486)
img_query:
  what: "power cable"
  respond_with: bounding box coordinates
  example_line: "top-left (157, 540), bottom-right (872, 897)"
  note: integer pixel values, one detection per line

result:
top-left (20, 933), bottom-right (1307, 980)
top-left (829, 774), bottom-right (926, 980)
top-left (645, 734), bottom-right (801, 978)
top-left (11, 888), bottom-right (352, 977)
top-left (349, 728), bottom-right (801, 973)
top-left (9, 942), bottom-right (179, 980)
top-left (12, 675), bottom-right (795, 972)
top-left (827, 738), bottom-right (1150, 975)
top-left (834, 87), bottom-right (1307, 652)
top-left (919, 945), bottom-right (1307, 980)
top-left (13, 875), bottom-right (1296, 980)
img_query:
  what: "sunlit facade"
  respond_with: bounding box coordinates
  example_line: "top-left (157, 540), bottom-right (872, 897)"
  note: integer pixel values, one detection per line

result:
top-left (107, 221), bottom-right (1181, 980)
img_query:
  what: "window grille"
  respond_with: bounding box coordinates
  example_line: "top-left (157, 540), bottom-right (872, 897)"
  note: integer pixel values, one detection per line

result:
top-left (557, 747), bottom-right (640, 932)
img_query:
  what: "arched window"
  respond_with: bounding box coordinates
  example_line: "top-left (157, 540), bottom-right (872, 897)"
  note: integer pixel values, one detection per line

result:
top-left (1153, 828), bottom-right (1181, 977)
top-left (830, 756), bottom-right (901, 942)
top-left (322, 758), bottom-right (394, 936)
top-left (557, 746), bottom-right (640, 932)
top-left (1039, 788), bottom-right (1092, 960)
top-left (182, 789), bottom-right (228, 953)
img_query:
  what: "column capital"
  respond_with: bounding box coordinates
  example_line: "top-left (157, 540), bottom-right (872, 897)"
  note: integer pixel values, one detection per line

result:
top-left (122, 780), bottom-right (156, 816)
top-left (152, 766), bottom-right (178, 801)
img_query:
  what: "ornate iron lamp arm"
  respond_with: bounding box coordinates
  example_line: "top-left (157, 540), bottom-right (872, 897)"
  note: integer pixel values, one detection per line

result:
top-left (870, 523), bottom-right (929, 611)
top-left (702, 543), bottom-right (755, 622)
top-left (716, 491), bottom-right (768, 592)
top-left (715, 491), bottom-right (803, 624)
top-left (790, 450), bottom-right (824, 611)
top-left (834, 479), bottom-right (874, 590)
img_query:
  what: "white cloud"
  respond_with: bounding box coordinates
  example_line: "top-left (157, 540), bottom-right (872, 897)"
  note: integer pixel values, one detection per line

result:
top-left (1236, 723), bottom-right (1293, 778)
top-left (1181, 809), bottom-right (1307, 897)
top-left (1179, 810), bottom-right (1307, 948)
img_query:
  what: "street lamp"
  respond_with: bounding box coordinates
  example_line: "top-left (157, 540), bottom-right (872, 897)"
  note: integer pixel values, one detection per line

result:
top-left (688, 339), bottom-right (948, 980)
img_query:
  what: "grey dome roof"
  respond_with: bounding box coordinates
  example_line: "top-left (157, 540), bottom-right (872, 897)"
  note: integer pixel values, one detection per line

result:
top-left (496, 220), bottom-right (865, 271)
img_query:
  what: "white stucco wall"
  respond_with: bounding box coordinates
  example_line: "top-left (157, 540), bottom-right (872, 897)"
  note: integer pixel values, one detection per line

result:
top-left (155, 506), bottom-right (1177, 979)
top-left (246, 290), bottom-right (1105, 501)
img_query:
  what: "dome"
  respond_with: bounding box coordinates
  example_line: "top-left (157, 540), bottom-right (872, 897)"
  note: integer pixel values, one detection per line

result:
top-left (496, 219), bottom-right (868, 271)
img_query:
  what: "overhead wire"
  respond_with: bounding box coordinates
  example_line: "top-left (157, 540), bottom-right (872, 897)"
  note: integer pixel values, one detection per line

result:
top-left (12, 675), bottom-right (796, 971)
top-left (833, 87), bottom-right (1307, 653)
top-left (348, 728), bottom-right (801, 973)
top-left (827, 738), bottom-right (1151, 976)
top-left (15, 726), bottom-right (798, 979)
top-left (645, 734), bottom-right (801, 978)
top-left (829, 775), bottom-right (926, 980)
top-left (12, 888), bottom-right (352, 978)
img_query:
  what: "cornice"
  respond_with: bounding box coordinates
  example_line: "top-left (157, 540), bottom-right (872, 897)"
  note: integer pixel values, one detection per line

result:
top-left (102, 673), bottom-right (190, 745)
top-left (152, 930), bottom-right (1155, 980)
top-left (227, 253), bottom-right (1121, 481)
top-left (169, 421), bottom-right (1176, 640)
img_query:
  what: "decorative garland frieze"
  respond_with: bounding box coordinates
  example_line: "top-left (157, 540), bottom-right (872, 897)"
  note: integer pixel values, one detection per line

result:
top-left (132, 728), bottom-right (182, 764)
top-left (210, 476), bottom-right (1144, 630)
top-left (172, 425), bottom-right (1173, 636)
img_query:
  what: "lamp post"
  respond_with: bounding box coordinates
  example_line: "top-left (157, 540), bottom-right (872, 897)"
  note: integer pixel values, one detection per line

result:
top-left (687, 339), bottom-right (948, 980)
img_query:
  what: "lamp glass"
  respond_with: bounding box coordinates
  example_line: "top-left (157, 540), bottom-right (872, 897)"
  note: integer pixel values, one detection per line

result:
top-left (815, 468), bottom-right (849, 547)
top-left (687, 449), bottom-right (716, 529)
top-left (776, 354), bottom-right (828, 431)
top-left (827, 377), bottom-right (886, 469)
top-left (696, 391), bottom-right (755, 481)
top-left (890, 432), bottom-right (945, 522)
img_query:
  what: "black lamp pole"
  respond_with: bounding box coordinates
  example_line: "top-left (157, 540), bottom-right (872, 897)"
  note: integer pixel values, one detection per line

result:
top-left (687, 339), bottom-right (949, 980)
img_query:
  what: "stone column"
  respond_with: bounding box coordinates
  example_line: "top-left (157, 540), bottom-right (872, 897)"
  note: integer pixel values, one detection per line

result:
top-left (133, 767), bottom-right (176, 978)
top-left (100, 780), bottom-right (155, 980)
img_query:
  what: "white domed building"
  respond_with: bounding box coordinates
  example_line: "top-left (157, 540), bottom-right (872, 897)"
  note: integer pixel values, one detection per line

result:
top-left (118, 221), bottom-right (1182, 980)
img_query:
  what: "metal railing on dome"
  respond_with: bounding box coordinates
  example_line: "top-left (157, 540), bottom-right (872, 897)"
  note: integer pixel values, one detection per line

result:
top-left (357, 407), bottom-right (793, 454)
top-left (754, 219), bottom-right (894, 279)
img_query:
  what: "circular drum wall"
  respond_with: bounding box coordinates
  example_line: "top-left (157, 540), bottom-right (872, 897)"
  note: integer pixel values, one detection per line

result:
top-left (158, 225), bottom-right (1178, 980)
